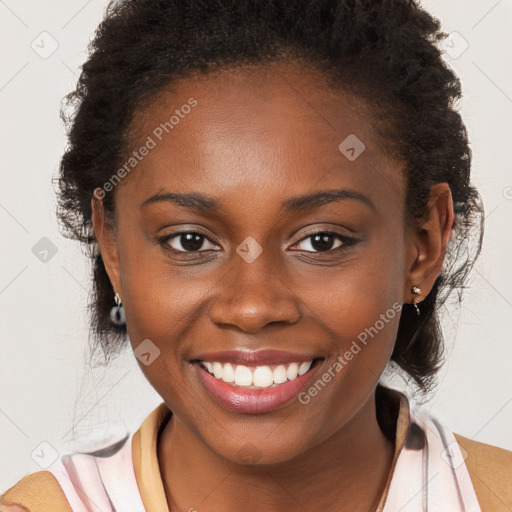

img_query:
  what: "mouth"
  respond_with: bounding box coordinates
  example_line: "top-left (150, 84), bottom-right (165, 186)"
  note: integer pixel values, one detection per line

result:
top-left (190, 351), bottom-right (325, 414)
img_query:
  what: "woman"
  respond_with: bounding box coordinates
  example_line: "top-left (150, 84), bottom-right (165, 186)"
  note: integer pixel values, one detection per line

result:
top-left (2, 0), bottom-right (511, 510)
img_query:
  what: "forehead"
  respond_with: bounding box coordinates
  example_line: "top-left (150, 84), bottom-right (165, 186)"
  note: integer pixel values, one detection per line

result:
top-left (118, 61), bottom-right (405, 217)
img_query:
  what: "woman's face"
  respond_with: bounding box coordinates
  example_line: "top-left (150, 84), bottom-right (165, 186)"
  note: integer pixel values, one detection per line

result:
top-left (93, 62), bottom-right (442, 464)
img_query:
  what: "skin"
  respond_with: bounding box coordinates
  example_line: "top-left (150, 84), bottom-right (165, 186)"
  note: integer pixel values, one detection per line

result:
top-left (91, 61), bottom-right (454, 512)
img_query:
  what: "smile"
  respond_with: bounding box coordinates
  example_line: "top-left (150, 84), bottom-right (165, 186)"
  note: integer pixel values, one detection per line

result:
top-left (191, 350), bottom-right (325, 414)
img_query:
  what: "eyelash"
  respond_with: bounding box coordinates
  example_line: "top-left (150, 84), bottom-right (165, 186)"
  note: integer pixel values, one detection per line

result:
top-left (157, 230), bottom-right (358, 254)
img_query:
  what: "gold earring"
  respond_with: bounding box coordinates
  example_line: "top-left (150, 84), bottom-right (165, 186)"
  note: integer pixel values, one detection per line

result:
top-left (411, 286), bottom-right (421, 315)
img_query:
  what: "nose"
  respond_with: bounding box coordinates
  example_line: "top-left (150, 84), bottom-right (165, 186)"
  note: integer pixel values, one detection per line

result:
top-left (209, 256), bottom-right (302, 333)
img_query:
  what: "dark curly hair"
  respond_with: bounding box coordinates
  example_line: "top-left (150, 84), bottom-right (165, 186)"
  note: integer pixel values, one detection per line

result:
top-left (54, 0), bottom-right (484, 394)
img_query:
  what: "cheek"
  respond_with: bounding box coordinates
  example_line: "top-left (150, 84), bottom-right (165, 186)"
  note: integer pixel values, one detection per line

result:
top-left (293, 268), bottom-right (403, 433)
top-left (298, 270), bottom-right (401, 384)
top-left (297, 233), bottom-right (405, 390)
top-left (301, 233), bottom-right (404, 339)
top-left (116, 225), bottom-right (201, 333)
top-left (123, 261), bottom-right (220, 336)
top-left (119, 244), bottom-right (227, 405)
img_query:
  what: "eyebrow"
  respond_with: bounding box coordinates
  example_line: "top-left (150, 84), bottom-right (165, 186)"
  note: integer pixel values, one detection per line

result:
top-left (140, 188), bottom-right (376, 213)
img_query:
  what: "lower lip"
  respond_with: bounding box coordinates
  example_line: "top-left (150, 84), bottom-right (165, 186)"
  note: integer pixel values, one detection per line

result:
top-left (193, 360), bottom-right (323, 414)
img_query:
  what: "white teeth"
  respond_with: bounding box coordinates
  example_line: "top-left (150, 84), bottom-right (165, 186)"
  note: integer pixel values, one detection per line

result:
top-left (201, 360), bottom-right (315, 388)
top-left (287, 362), bottom-right (299, 380)
top-left (213, 362), bottom-right (223, 379)
top-left (298, 361), bottom-right (312, 375)
top-left (234, 365), bottom-right (253, 386)
top-left (273, 365), bottom-right (288, 384)
top-left (253, 366), bottom-right (274, 388)
top-left (221, 363), bottom-right (235, 383)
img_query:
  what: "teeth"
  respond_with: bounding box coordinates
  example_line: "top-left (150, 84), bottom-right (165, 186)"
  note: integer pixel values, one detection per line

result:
top-left (298, 361), bottom-right (312, 375)
top-left (221, 363), bottom-right (235, 383)
top-left (287, 362), bottom-right (299, 380)
top-left (273, 365), bottom-right (288, 384)
top-left (253, 366), bottom-right (274, 388)
top-left (213, 362), bottom-right (223, 379)
top-left (234, 365), bottom-right (253, 386)
top-left (201, 360), bottom-right (315, 388)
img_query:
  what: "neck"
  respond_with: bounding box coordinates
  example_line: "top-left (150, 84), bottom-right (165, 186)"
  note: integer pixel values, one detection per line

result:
top-left (158, 389), bottom-right (395, 512)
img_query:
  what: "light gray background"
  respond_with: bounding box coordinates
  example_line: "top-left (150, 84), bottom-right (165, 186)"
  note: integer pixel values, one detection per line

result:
top-left (1, 0), bottom-right (511, 492)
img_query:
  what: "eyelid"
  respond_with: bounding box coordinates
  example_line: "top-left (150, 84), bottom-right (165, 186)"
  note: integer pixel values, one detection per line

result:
top-left (293, 222), bottom-right (356, 237)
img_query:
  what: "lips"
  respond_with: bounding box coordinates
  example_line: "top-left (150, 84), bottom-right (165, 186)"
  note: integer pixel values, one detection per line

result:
top-left (190, 349), bottom-right (325, 414)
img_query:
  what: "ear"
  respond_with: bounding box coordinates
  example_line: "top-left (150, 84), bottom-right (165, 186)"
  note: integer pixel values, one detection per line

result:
top-left (91, 197), bottom-right (123, 297)
top-left (404, 183), bottom-right (454, 304)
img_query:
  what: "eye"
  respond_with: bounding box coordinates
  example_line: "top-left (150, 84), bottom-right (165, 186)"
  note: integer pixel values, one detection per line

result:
top-left (158, 230), bottom-right (357, 254)
top-left (291, 231), bottom-right (356, 253)
top-left (158, 231), bottom-right (220, 252)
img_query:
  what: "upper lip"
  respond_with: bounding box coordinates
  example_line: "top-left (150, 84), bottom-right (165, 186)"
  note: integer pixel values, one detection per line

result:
top-left (191, 349), bottom-right (323, 366)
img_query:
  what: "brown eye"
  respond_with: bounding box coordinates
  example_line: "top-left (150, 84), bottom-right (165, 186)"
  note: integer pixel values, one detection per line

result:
top-left (159, 232), bottom-right (220, 252)
top-left (292, 231), bottom-right (357, 253)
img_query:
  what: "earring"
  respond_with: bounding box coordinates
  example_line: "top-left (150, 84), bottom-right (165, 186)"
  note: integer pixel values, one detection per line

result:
top-left (110, 292), bottom-right (126, 325)
top-left (411, 286), bottom-right (422, 315)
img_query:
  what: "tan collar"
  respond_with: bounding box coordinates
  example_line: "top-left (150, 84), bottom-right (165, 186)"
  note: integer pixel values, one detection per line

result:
top-left (132, 401), bottom-right (172, 512)
top-left (132, 387), bottom-right (412, 512)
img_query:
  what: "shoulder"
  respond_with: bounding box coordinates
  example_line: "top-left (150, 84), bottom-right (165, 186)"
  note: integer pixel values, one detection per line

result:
top-left (1, 470), bottom-right (71, 512)
top-left (454, 432), bottom-right (512, 475)
top-left (454, 432), bottom-right (512, 511)
top-left (0, 404), bottom-right (169, 512)
top-left (0, 433), bottom-right (134, 512)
